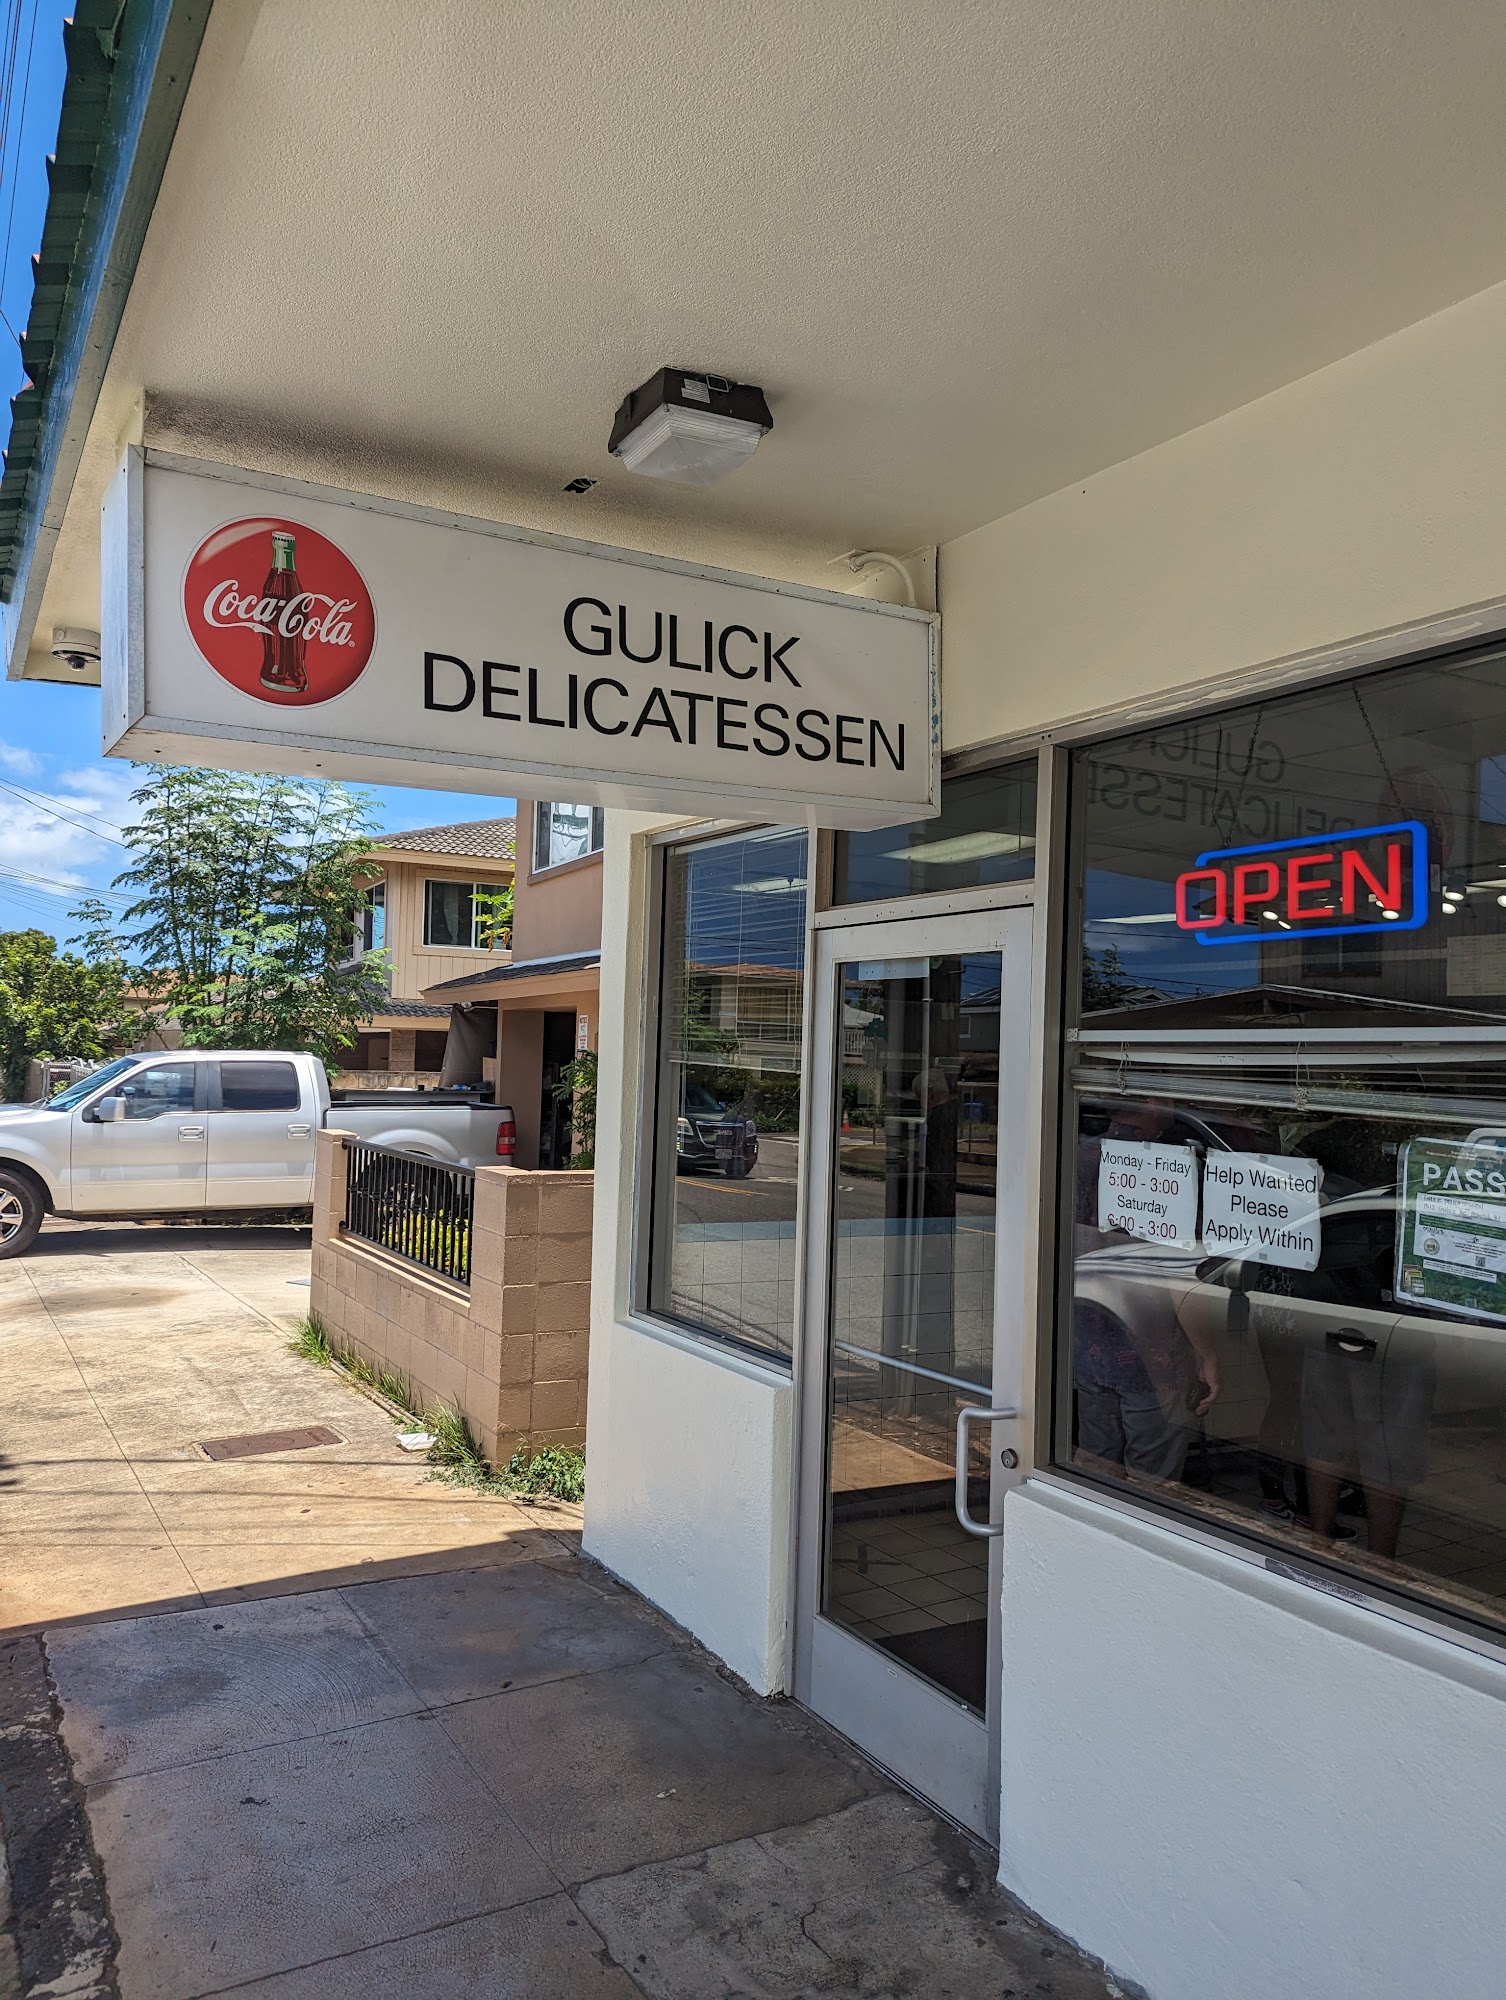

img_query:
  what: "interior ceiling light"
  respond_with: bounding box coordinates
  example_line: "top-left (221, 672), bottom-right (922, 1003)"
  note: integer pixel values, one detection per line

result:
top-left (609, 368), bottom-right (773, 486)
top-left (886, 831), bottom-right (1031, 866)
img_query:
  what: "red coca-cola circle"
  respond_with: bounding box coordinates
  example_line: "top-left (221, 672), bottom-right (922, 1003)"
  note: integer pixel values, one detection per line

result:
top-left (183, 515), bottom-right (376, 706)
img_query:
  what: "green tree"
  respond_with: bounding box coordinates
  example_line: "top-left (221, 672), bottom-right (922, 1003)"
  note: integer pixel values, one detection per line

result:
top-left (473, 881), bottom-right (513, 949)
top-left (1081, 942), bottom-right (1136, 1012)
top-left (551, 1048), bottom-right (597, 1167)
top-left (78, 768), bottom-right (389, 1065)
top-left (0, 929), bottom-right (129, 1101)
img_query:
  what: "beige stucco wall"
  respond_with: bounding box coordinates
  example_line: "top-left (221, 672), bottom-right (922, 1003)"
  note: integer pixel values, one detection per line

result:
top-left (939, 276), bottom-right (1506, 752)
top-left (310, 1130), bottom-right (591, 1462)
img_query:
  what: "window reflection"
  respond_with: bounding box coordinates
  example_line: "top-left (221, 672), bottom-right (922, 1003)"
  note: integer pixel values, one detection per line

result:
top-left (649, 827), bottom-right (807, 1360)
top-left (833, 761), bottom-right (1036, 904)
top-left (1064, 1061), bottom-right (1506, 1620)
top-left (1075, 641), bottom-right (1506, 1028)
top-left (822, 954), bottom-right (1001, 1712)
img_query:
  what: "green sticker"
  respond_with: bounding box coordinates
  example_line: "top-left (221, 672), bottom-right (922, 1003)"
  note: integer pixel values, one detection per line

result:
top-left (1396, 1138), bottom-right (1506, 1326)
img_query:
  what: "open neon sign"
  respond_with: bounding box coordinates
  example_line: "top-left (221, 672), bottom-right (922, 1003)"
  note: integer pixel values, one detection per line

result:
top-left (1174, 819), bottom-right (1429, 945)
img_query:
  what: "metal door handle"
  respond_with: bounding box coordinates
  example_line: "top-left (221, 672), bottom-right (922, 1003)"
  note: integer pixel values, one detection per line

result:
top-left (178, 1125), bottom-right (205, 1141)
top-left (287, 1123), bottom-right (312, 1137)
top-left (955, 1404), bottom-right (1019, 1539)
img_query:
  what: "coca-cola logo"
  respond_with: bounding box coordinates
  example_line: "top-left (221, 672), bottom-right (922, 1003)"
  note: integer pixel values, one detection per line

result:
top-left (183, 516), bottom-right (375, 705)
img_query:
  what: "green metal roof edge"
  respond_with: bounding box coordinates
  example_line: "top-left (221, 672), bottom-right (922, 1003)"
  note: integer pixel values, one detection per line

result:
top-left (0, 0), bottom-right (212, 668)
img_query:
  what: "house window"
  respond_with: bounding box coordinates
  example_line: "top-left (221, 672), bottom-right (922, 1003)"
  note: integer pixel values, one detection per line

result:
top-left (1059, 635), bottom-right (1506, 1634)
top-left (646, 825), bottom-right (807, 1362)
top-left (423, 879), bottom-right (509, 950)
top-left (534, 801), bottom-right (605, 872)
top-left (357, 881), bottom-right (385, 955)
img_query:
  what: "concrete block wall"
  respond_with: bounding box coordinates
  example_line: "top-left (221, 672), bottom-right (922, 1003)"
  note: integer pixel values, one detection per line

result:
top-left (310, 1129), bottom-right (591, 1463)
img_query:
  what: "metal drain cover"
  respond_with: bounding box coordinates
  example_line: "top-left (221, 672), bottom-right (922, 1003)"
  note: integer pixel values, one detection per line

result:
top-left (198, 1425), bottom-right (343, 1461)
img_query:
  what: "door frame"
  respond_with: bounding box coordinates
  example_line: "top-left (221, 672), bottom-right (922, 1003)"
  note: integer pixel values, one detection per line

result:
top-left (791, 897), bottom-right (1036, 1841)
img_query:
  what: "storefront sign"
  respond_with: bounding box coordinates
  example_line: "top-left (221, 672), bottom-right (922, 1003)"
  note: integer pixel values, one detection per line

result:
top-left (1397, 1137), bottom-right (1506, 1324)
top-left (101, 449), bottom-right (938, 829)
top-left (1201, 1152), bottom-right (1322, 1271)
top-left (1097, 1138), bottom-right (1199, 1245)
top-left (1173, 820), bottom-right (1428, 945)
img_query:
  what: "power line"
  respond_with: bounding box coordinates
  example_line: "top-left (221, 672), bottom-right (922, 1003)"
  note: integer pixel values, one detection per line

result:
top-left (0, 772), bottom-right (126, 843)
top-left (0, 860), bottom-right (127, 900)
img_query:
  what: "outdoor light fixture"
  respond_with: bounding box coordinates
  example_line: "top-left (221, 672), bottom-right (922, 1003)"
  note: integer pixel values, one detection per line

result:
top-left (609, 368), bottom-right (773, 486)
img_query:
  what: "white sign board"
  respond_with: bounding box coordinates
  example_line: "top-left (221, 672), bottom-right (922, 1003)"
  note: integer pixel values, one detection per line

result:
top-left (101, 449), bottom-right (938, 829)
top-left (1201, 1151), bottom-right (1322, 1271)
top-left (1097, 1139), bottom-right (1199, 1246)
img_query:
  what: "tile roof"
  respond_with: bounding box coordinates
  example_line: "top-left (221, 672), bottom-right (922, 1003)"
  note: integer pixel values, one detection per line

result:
top-left (376, 817), bottom-right (516, 861)
top-left (366, 999), bottom-right (453, 1018)
top-left (425, 951), bottom-right (601, 995)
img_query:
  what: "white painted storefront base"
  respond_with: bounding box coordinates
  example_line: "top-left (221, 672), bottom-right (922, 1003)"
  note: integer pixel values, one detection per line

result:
top-left (582, 1319), bottom-right (792, 1694)
top-left (999, 1481), bottom-right (1506, 2000)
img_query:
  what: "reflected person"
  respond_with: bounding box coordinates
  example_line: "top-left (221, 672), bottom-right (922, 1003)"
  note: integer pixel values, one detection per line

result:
top-left (1073, 1102), bottom-right (1221, 1483)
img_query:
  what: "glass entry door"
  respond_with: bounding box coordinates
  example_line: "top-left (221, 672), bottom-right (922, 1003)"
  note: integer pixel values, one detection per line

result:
top-left (794, 905), bottom-right (1032, 1840)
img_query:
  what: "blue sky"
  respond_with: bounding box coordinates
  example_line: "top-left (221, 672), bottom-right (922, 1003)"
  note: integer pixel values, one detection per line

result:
top-left (0, 4), bottom-right (512, 945)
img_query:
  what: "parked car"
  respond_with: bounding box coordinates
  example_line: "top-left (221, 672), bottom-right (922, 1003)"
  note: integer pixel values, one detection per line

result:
top-left (1075, 1189), bottom-right (1506, 1448)
top-left (675, 1081), bottom-right (758, 1178)
top-left (0, 1049), bottom-right (516, 1259)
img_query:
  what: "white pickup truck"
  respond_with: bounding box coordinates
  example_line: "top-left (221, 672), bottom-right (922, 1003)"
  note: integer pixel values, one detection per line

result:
top-left (0, 1049), bottom-right (517, 1259)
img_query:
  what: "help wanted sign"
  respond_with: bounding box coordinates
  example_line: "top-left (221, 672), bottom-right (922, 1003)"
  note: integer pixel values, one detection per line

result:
top-left (1201, 1152), bottom-right (1322, 1271)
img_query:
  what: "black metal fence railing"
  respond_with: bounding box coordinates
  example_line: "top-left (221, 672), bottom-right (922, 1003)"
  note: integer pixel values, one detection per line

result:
top-left (342, 1138), bottom-right (475, 1287)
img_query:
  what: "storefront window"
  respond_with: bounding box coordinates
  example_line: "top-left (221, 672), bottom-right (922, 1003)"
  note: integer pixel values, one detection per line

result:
top-left (1060, 639), bottom-right (1506, 1633)
top-left (1074, 642), bottom-right (1506, 1027)
top-left (832, 760), bottom-right (1036, 905)
top-left (647, 826), bottom-right (807, 1361)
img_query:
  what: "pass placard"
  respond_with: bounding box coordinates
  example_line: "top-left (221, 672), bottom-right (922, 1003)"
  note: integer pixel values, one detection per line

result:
top-left (1201, 1152), bottom-right (1322, 1271)
top-left (1097, 1139), bottom-right (1199, 1247)
top-left (1397, 1138), bottom-right (1506, 1325)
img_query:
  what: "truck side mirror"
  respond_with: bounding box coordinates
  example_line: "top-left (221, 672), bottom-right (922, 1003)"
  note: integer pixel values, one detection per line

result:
top-left (90, 1095), bottom-right (127, 1124)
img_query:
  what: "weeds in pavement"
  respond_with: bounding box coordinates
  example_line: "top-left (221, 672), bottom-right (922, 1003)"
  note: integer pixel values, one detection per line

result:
top-left (290, 1313), bottom-right (584, 1501)
top-left (426, 1402), bottom-right (491, 1479)
top-left (426, 1406), bottom-right (586, 1502)
top-left (501, 1445), bottom-right (586, 1503)
top-left (288, 1313), bottom-right (415, 1416)
top-left (289, 1316), bottom-right (333, 1366)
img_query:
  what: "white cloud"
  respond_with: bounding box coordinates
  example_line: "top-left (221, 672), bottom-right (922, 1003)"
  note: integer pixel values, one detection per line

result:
top-left (0, 739), bottom-right (41, 777)
top-left (52, 763), bottom-right (137, 836)
top-left (0, 795), bottom-right (121, 896)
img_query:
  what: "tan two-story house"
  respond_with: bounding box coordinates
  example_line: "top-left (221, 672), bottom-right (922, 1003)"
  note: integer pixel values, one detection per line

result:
top-left (423, 801), bottom-right (602, 1164)
top-left (343, 817), bottom-right (516, 1086)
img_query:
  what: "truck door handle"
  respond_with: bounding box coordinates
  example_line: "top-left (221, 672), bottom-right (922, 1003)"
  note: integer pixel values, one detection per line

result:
top-left (287, 1123), bottom-right (312, 1137)
top-left (179, 1125), bottom-right (205, 1141)
top-left (955, 1405), bottom-right (1020, 1539)
top-left (1327, 1327), bottom-right (1377, 1355)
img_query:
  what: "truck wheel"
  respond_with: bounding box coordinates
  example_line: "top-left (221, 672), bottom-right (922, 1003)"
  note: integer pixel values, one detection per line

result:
top-left (0, 1169), bottom-right (44, 1260)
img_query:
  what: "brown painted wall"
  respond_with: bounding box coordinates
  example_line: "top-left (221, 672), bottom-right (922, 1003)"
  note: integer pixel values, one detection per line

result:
top-left (510, 801), bottom-right (604, 963)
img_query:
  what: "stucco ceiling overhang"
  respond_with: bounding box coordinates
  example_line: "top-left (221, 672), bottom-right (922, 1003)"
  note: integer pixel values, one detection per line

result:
top-left (17, 0), bottom-right (1506, 683)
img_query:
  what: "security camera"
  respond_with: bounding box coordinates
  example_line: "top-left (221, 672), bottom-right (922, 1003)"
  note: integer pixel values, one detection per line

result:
top-left (51, 626), bottom-right (101, 672)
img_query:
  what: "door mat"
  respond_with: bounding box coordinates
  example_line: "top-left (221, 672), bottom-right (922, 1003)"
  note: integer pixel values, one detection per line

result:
top-left (197, 1425), bottom-right (343, 1460)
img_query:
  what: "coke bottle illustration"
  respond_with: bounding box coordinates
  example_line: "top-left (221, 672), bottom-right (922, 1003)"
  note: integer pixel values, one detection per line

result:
top-left (259, 530), bottom-right (308, 693)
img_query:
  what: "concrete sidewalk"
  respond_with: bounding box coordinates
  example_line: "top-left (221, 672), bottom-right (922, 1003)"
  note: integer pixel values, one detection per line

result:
top-left (14, 1549), bottom-right (1122, 1999)
top-left (1, 1220), bottom-right (1124, 1999)
top-left (1, 1220), bottom-right (576, 1633)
